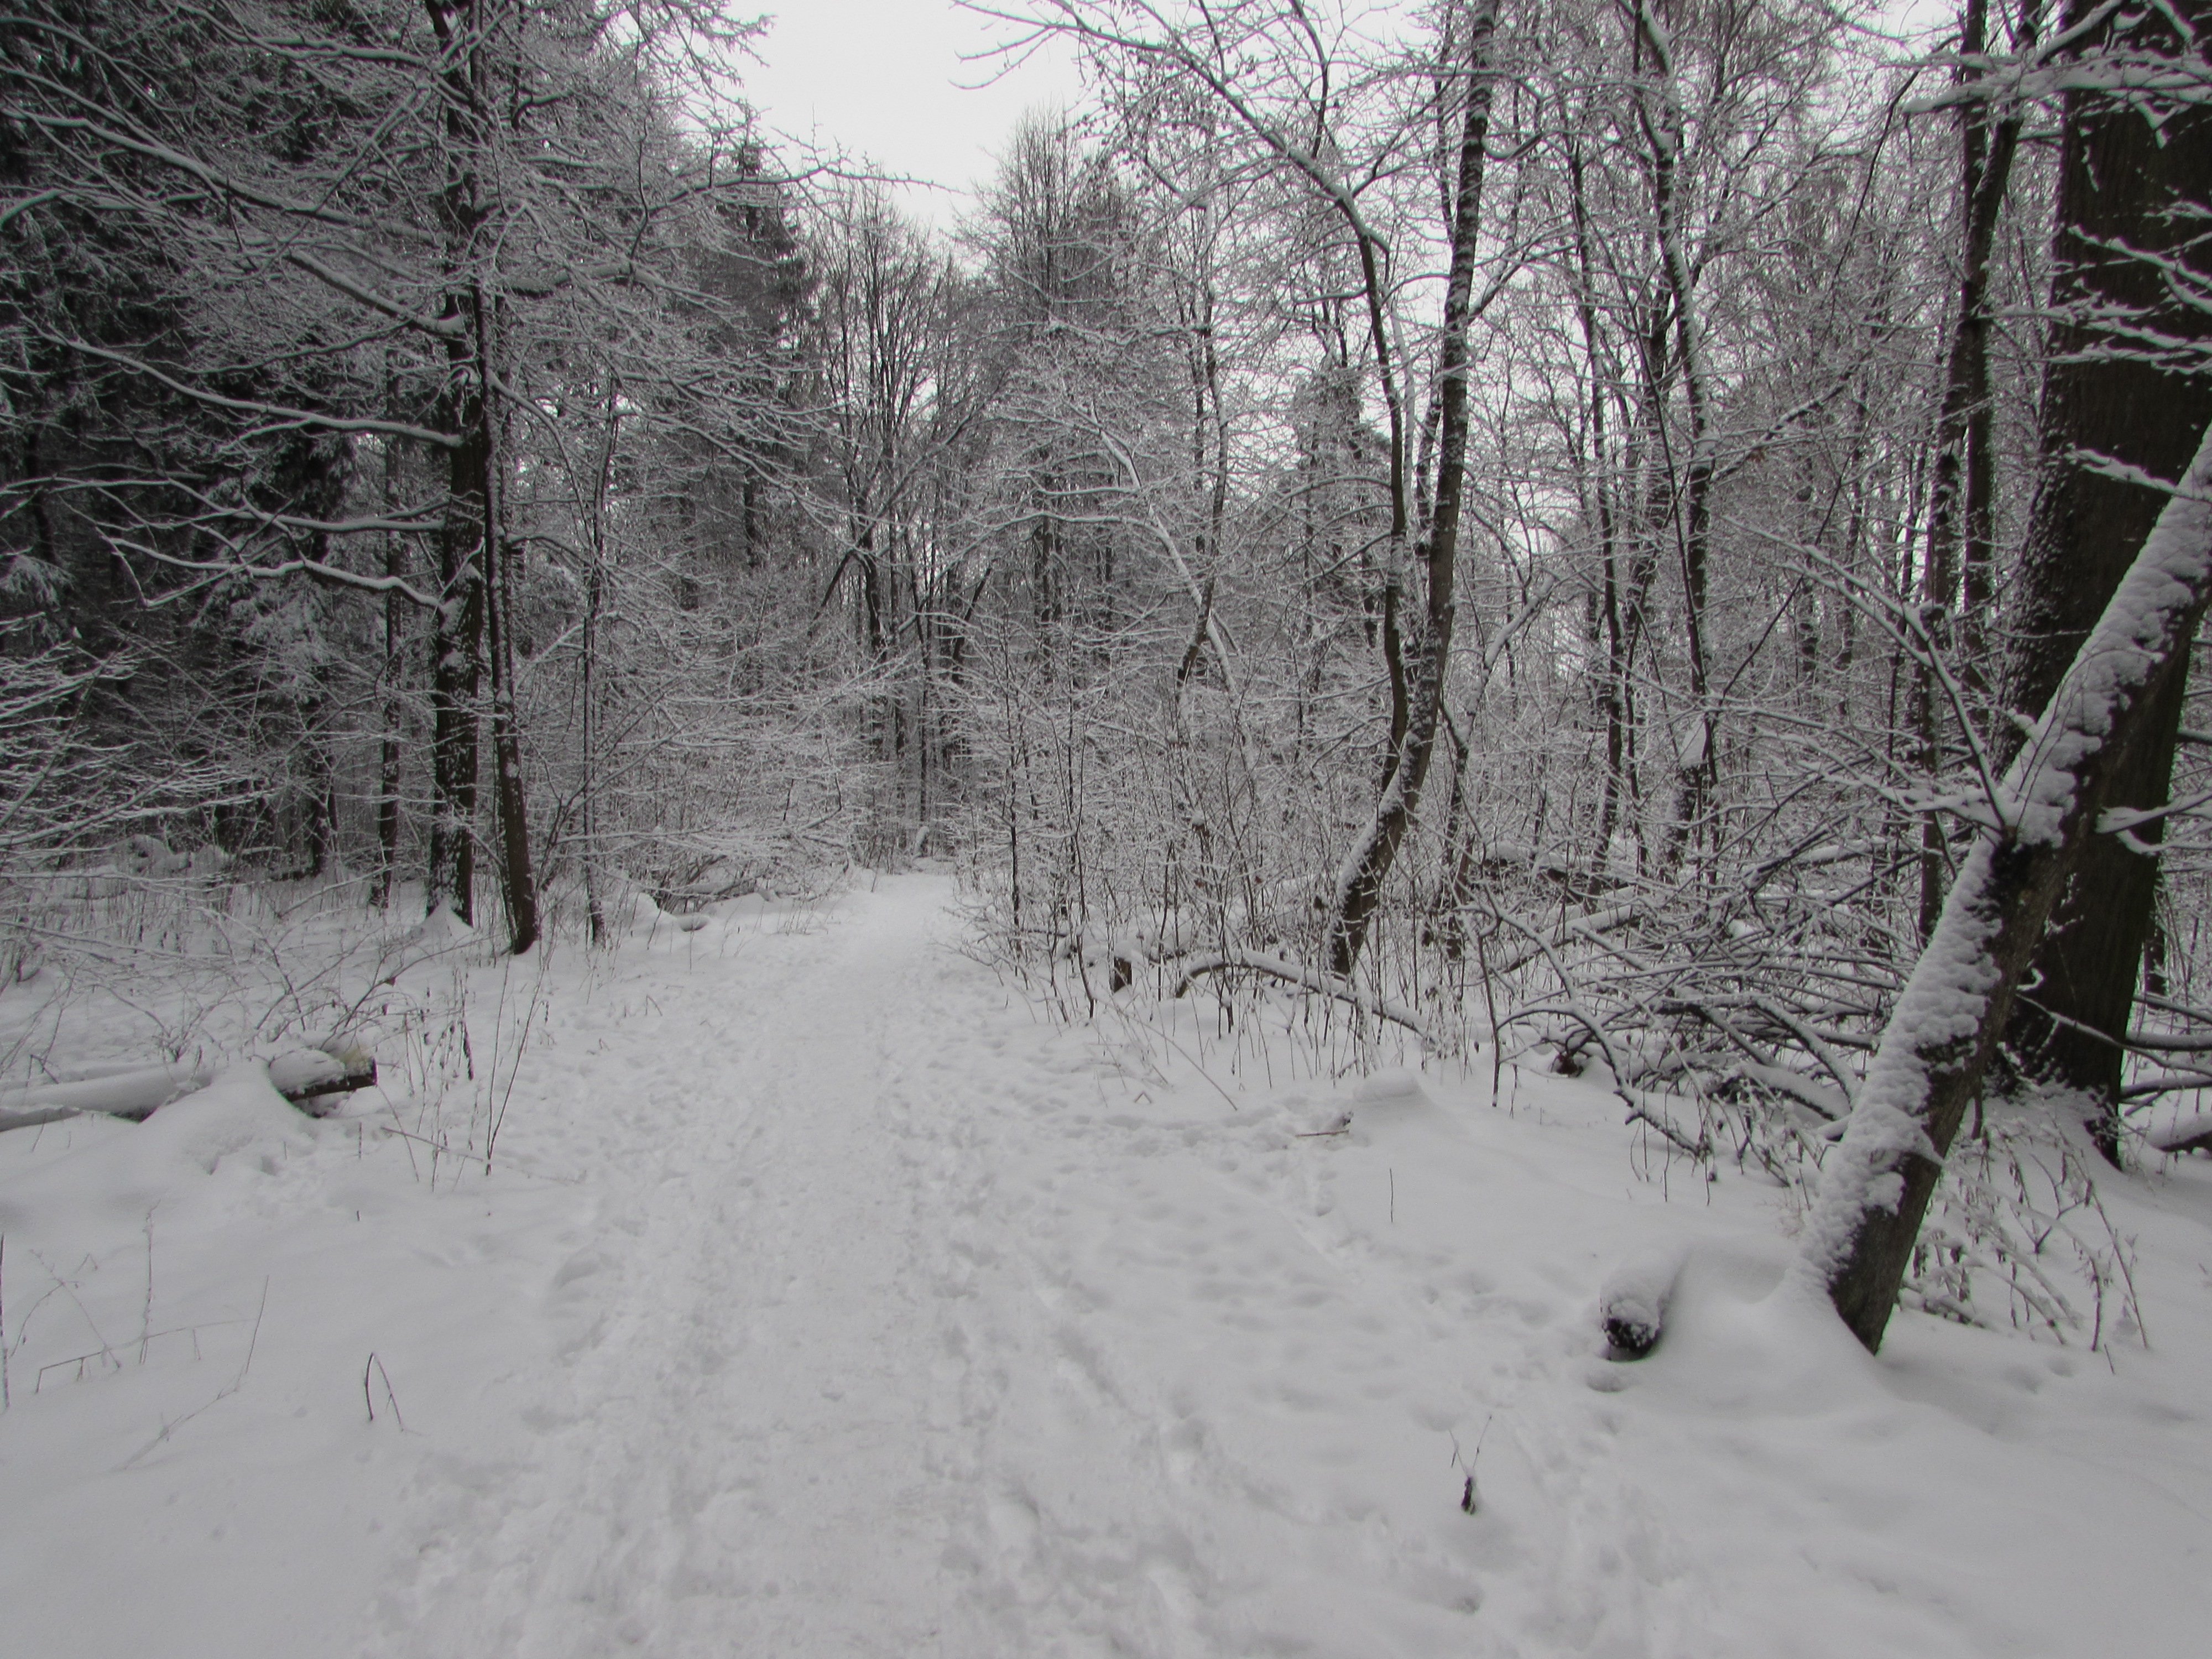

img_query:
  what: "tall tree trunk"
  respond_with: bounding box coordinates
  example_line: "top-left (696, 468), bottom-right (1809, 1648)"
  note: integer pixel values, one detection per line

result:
top-left (1633, 1), bottom-right (1717, 874)
top-left (1324, 0), bottom-right (1500, 977)
top-left (302, 690), bottom-right (335, 879)
top-left (428, 372), bottom-right (485, 924)
top-left (421, 0), bottom-right (534, 952)
top-left (1933, 0), bottom-right (2027, 677)
top-left (425, 0), bottom-right (487, 925)
top-left (1802, 423), bottom-right (2212, 1353)
top-left (374, 403), bottom-right (405, 911)
top-left (581, 382), bottom-right (618, 947)
top-left (2000, 0), bottom-right (2212, 1161)
top-left (1569, 143), bottom-right (1631, 873)
top-left (1917, 0), bottom-right (2028, 938)
top-left (477, 286), bottom-right (539, 955)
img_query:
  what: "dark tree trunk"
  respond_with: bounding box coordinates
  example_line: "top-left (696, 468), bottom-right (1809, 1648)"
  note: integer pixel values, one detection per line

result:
top-left (1627, 2), bottom-right (1717, 877)
top-left (1568, 143), bottom-right (1633, 873)
top-left (1917, 0), bottom-right (2027, 940)
top-left (479, 287), bottom-right (539, 955)
top-left (1324, 0), bottom-right (1499, 977)
top-left (581, 384), bottom-right (618, 946)
top-left (302, 696), bottom-right (336, 879)
top-left (425, 0), bottom-right (487, 926)
top-left (374, 401), bottom-right (406, 910)
top-left (428, 377), bottom-right (485, 925)
top-left (2000, 0), bottom-right (2212, 1161)
top-left (1932, 0), bottom-right (2025, 677)
top-left (420, 1), bottom-right (536, 953)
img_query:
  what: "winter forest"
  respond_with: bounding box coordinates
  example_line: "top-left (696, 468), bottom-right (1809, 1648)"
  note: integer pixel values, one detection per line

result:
top-left (3, 1), bottom-right (2211, 1653)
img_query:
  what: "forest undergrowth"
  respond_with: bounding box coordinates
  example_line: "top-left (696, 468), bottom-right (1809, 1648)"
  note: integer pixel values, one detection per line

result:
top-left (965, 827), bottom-right (2159, 1355)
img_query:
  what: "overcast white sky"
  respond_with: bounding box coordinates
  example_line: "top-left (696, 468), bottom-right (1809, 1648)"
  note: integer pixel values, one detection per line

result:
top-left (741, 2), bottom-right (1083, 225)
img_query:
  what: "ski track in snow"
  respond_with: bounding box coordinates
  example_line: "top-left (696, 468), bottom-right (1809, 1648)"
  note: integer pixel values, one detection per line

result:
top-left (6, 873), bottom-right (2211, 1657)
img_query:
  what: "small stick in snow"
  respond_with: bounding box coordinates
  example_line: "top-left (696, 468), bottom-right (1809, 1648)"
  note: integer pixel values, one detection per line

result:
top-left (1457, 1414), bottom-right (1494, 1514)
top-left (119, 1279), bottom-right (267, 1469)
top-left (364, 1352), bottom-right (406, 1431)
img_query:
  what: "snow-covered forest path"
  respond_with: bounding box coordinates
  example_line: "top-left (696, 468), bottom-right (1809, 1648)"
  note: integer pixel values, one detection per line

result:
top-left (363, 875), bottom-right (1497, 1654)
top-left (361, 876), bottom-right (2211, 1658)
top-left (382, 878), bottom-right (1011, 1652)
top-left (6, 875), bottom-right (2210, 1658)
top-left (375, 874), bottom-right (1540, 1656)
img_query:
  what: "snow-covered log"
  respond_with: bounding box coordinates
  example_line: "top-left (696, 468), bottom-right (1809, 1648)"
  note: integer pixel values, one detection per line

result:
top-left (2150, 1115), bottom-right (2212, 1156)
top-left (1600, 1242), bottom-right (1691, 1358)
top-left (1795, 423), bottom-right (2212, 1353)
top-left (0, 1049), bottom-right (376, 1134)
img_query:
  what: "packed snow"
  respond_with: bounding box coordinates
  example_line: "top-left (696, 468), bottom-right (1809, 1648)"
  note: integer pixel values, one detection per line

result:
top-left (2, 875), bottom-right (2208, 1656)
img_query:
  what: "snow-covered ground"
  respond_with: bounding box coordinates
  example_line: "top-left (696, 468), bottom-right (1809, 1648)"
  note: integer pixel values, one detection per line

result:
top-left (2, 874), bottom-right (2208, 1657)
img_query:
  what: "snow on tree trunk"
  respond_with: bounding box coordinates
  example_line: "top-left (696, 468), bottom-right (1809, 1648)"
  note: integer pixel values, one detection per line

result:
top-left (1796, 422), bottom-right (2212, 1354)
top-left (1999, 0), bottom-right (2212, 1159)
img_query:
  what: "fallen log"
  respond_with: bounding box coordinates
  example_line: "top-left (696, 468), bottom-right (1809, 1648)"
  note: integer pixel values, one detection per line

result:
top-left (2150, 1114), bottom-right (2212, 1156)
top-left (0, 1048), bottom-right (376, 1134)
top-left (1599, 1241), bottom-right (1691, 1359)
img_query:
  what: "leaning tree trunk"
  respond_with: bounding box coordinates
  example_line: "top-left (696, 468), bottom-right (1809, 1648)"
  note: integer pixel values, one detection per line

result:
top-left (1999, 0), bottom-right (2212, 1162)
top-left (1800, 424), bottom-right (2212, 1354)
top-left (1323, 0), bottom-right (1499, 977)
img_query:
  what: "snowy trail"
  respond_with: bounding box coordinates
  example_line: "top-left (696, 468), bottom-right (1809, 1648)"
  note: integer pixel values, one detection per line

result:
top-left (7, 874), bottom-right (2210, 1658)
top-left (380, 880), bottom-right (1018, 1654)
top-left (373, 877), bottom-right (1519, 1655)
top-left (359, 873), bottom-right (2212, 1658)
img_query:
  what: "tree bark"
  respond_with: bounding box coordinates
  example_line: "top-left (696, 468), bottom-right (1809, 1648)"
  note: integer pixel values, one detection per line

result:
top-left (425, 0), bottom-right (488, 925)
top-left (428, 380), bottom-right (485, 924)
top-left (476, 284), bottom-right (539, 955)
top-left (1928, 0), bottom-right (2026, 674)
top-left (2000, 0), bottom-right (2212, 1161)
top-left (374, 372), bottom-right (406, 911)
top-left (581, 381), bottom-right (619, 946)
top-left (1568, 142), bottom-right (1634, 873)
